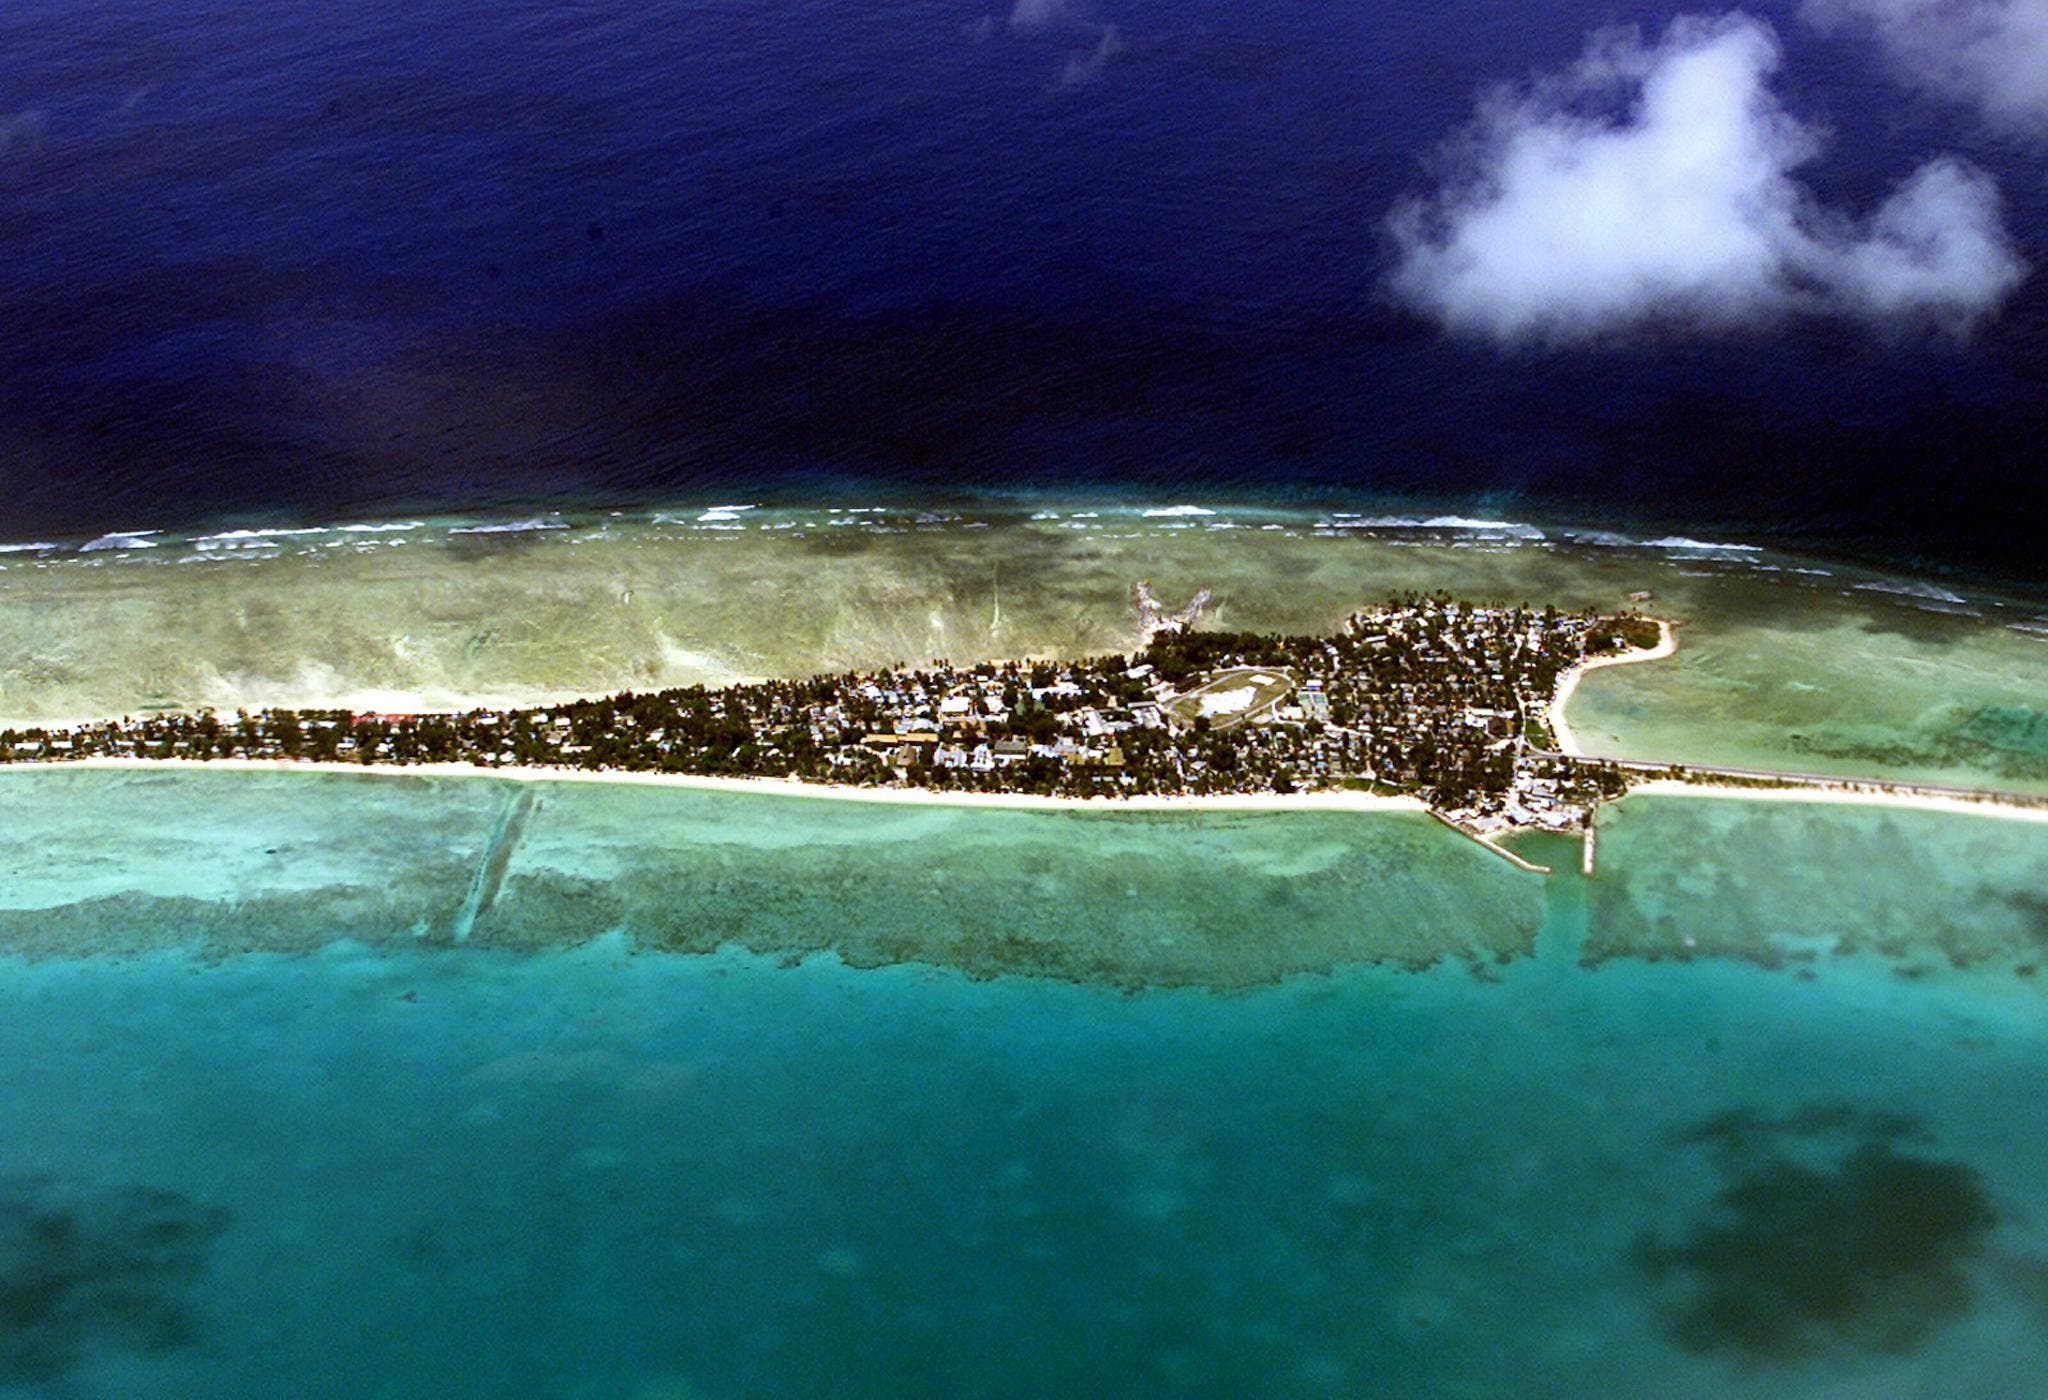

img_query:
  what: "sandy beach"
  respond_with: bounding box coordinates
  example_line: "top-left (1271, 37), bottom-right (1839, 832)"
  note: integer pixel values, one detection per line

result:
top-left (1550, 619), bottom-right (1677, 756)
top-left (31, 755), bottom-right (1431, 816)
top-left (21, 756), bottom-right (2048, 829)
top-left (1622, 778), bottom-right (2048, 826)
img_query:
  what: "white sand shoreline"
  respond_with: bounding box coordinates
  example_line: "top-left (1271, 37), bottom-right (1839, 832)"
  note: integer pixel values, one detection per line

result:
top-left (12, 748), bottom-right (2047, 831)
top-left (1622, 778), bottom-right (2048, 826)
top-left (1550, 619), bottom-right (1676, 756)
top-left (19, 755), bottom-right (1431, 816)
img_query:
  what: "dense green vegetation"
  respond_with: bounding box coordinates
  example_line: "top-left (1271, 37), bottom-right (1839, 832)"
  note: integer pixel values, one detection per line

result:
top-left (0, 597), bottom-right (1653, 823)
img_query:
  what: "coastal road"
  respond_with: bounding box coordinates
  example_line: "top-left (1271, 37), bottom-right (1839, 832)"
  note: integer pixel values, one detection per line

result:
top-left (1527, 749), bottom-right (2044, 807)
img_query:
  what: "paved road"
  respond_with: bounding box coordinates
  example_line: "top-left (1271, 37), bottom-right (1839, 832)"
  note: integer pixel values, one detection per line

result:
top-left (1528, 749), bottom-right (2042, 806)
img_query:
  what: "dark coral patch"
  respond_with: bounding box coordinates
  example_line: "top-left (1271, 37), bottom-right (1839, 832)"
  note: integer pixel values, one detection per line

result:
top-left (1638, 1104), bottom-right (1997, 1364)
top-left (0, 1179), bottom-right (231, 1382)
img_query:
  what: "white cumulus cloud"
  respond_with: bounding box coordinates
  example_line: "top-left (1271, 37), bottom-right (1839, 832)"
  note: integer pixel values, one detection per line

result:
top-left (1806, 0), bottom-right (2048, 136)
top-left (1387, 13), bottom-right (2026, 344)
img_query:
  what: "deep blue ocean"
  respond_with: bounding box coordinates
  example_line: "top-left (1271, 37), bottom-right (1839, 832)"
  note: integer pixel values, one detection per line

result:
top-left (2, 0), bottom-right (2045, 570)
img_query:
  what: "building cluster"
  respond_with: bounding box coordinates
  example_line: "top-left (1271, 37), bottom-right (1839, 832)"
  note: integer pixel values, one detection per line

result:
top-left (0, 595), bottom-right (1657, 831)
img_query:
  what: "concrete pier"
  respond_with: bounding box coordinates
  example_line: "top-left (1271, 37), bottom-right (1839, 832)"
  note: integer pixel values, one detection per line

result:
top-left (1431, 810), bottom-right (1553, 875)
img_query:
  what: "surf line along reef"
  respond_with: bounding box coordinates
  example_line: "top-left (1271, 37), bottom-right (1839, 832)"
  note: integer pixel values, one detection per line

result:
top-left (0, 594), bottom-right (1663, 846)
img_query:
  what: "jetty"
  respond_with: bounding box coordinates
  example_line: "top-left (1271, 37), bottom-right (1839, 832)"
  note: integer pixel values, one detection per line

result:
top-left (1431, 810), bottom-right (1552, 875)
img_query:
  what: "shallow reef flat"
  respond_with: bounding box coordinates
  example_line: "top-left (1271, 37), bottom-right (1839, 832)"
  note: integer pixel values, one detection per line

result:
top-left (7, 842), bottom-right (2048, 1395)
top-left (9, 773), bottom-right (2048, 1396)
top-left (4, 508), bottom-right (2046, 793)
top-left (10, 767), bottom-right (2048, 990)
top-left (1564, 591), bottom-right (2048, 794)
top-left (1585, 793), bottom-right (2048, 972)
top-left (0, 767), bottom-right (1540, 984)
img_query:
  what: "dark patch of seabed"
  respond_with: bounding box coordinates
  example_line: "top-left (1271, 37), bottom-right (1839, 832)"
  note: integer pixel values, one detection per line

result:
top-left (0, 1179), bottom-right (231, 1383)
top-left (2, 853), bottom-right (2048, 1393)
top-left (6, 779), bottom-right (2048, 1394)
top-left (1636, 1105), bottom-right (1999, 1364)
top-left (1509, 831), bottom-right (2038, 1370)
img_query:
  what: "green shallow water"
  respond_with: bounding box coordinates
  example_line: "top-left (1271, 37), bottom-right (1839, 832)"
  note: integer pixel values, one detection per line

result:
top-left (1566, 609), bottom-right (2048, 794)
top-left (6, 507), bottom-right (2047, 794)
top-left (0, 769), bottom-right (1539, 982)
top-left (1587, 795), bottom-right (2048, 971)
top-left (4, 772), bottom-right (2048, 1395)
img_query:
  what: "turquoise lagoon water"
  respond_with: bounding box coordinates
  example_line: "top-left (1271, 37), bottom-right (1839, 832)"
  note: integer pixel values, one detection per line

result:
top-left (5, 773), bottom-right (2048, 1397)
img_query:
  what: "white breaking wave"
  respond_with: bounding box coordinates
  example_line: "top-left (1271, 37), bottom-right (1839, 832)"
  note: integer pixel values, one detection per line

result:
top-left (1317, 514), bottom-right (1546, 539)
top-left (1141, 505), bottom-right (1217, 517)
top-left (1642, 536), bottom-right (1763, 552)
top-left (447, 519), bottom-right (568, 535)
top-left (1853, 579), bottom-right (1968, 603)
top-left (1421, 515), bottom-right (1546, 538)
top-left (337, 522), bottom-right (424, 533)
top-left (195, 527), bottom-right (332, 542)
top-left (80, 533), bottom-right (160, 552)
top-left (0, 542), bottom-right (58, 553)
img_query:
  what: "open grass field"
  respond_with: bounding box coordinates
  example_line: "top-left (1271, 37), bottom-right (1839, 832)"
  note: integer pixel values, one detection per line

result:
top-left (1165, 667), bottom-right (1298, 730)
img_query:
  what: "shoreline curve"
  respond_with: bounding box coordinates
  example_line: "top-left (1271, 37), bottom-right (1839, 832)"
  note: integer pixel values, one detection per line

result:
top-left (1550, 619), bottom-right (1676, 756)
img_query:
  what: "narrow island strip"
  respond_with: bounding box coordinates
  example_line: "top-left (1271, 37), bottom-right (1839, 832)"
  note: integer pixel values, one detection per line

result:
top-left (7, 592), bottom-right (2043, 867)
top-left (30, 754), bottom-right (1432, 816)
top-left (1, 593), bottom-right (1655, 869)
